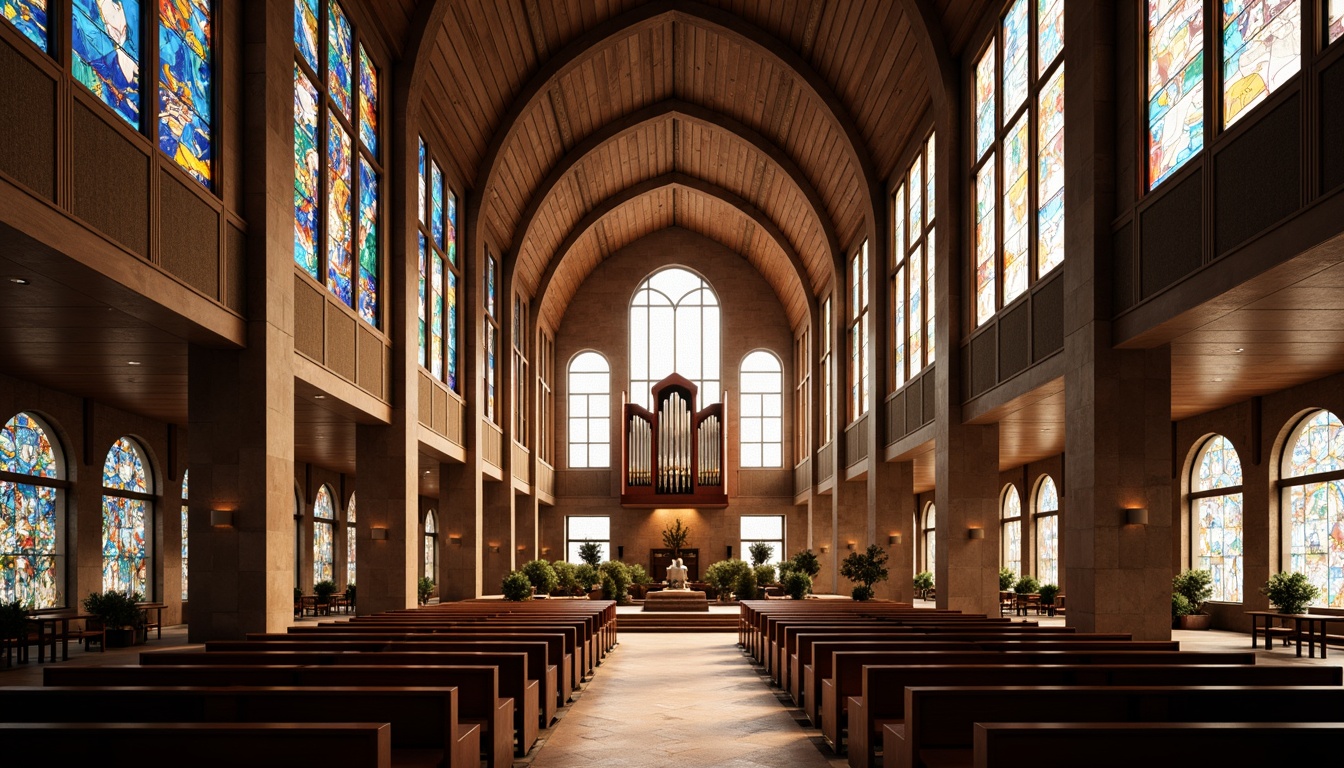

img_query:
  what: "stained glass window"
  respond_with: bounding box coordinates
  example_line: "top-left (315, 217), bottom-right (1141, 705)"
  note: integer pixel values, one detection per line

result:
top-left (313, 485), bottom-right (334, 584)
top-left (973, 0), bottom-right (1065, 327)
top-left (848, 241), bottom-right (870, 420)
top-left (1148, 0), bottom-right (1204, 187)
top-left (419, 233), bottom-right (427, 368)
top-left (1192, 435), bottom-right (1243, 602)
top-left (345, 492), bottom-right (355, 587)
top-left (294, 0), bottom-right (379, 326)
top-left (1035, 474), bottom-right (1059, 585)
top-left (1, 412), bottom-right (62, 608)
top-left (418, 146), bottom-right (459, 390)
top-left (1002, 484), bottom-right (1022, 577)
top-left (72, 0), bottom-right (141, 127)
top-left (423, 510), bottom-right (437, 580)
top-left (568, 352), bottom-right (610, 469)
top-left (1222, 0), bottom-right (1299, 128)
top-left (180, 469), bottom-right (188, 600)
top-left (1, 0), bottom-right (48, 51)
top-left (1283, 409), bottom-right (1344, 607)
top-left (629, 268), bottom-right (721, 411)
top-left (102, 437), bottom-right (150, 596)
top-left (923, 504), bottom-right (937, 576)
top-left (820, 298), bottom-right (833, 441)
top-left (740, 351), bottom-right (783, 468)
top-left (486, 255), bottom-right (499, 423)
top-left (158, 0), bottom-right (212, 188)
top-left (1332, 0), bottom-right (1344, 44)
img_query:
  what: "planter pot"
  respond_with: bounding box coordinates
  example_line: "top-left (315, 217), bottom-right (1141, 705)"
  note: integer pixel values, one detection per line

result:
top-left (105, 627), bottom-right (138, 648)
top-left (1179, 613), bottom-right (1213, 630)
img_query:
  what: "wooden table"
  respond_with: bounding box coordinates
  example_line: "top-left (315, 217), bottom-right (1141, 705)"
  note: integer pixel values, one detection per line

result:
top-left (1246, 610), bottom-right (1344, 658)
top-left (137, 603), bottom-right (166, 640)
top-left (24, 612), bottom-right (81, 662)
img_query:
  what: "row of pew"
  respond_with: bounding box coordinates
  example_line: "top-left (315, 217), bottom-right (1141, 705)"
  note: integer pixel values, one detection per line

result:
top-left (7, 599), bottom-right (617, 767)
top-left (738, 600), bottom-right (1344, 768)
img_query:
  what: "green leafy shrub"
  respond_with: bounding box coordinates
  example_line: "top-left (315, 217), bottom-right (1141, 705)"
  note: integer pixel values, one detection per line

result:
top-left (782, 570), bottom-right (812, 600)
top-left (626, 563), bottom-right (652, 585)
top-left (599, 561), bottom-right (631, 603)
top-left (705, 559), bottom-right (750, 598)
top-left (753, 563), bottom-right (777, 586)
top-left (502, 571), bottom-right (533, 601)
top-left (313, 580), bottom-right (338, 602)
top-left (1171, 593), bottom-right (1192, 619)
top-left (1262, 571), bottom-right (1321, 614)
top-left (748, 542), bottom-right (774, 567)
top-left (913, 571), bottom-right (934, 598)
top-left (574, 564), bottom-right (600, 593)
top-left (735, 567), bottom-right (758, 601)
top-left (577, 542), bottom-right (603, 567)
top-left (0, 600), bottom-right (27, 640)
top-left (840, 545), bottom-right (890, 600)
top-left (852, 585), bottom-right (875, 601)
top-left (789, 550), bottom-right (821, 579)
top-left (998, 567), bottom-right (1017, 591)
top-left (417, 576), bottom-right (435, 605)
top-left (551, 560), bottom-right (579, 595)
top-left (1172, 569), bottom-right (1213, 615)
top-left (521, 559), bottom-right (559, 595)
top-left (1037, 583), bottom-right (1061, 604)
top-left (1013, 575), bottom-right (1040, 595)
top-left (82, 590), bottom-right (146, 629)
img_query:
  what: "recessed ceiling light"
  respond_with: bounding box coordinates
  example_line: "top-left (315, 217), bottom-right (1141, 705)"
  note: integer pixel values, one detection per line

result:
top-left (424, 470), bottom-right (432, 475)
top-left (1213, 377), bottom-right (1224, 382)
top-left (1235, 348), bottom-right (1244, 353)
top-left (127, 361), bottom-right (141, 366)
top-left (8, 277), bottom-right (29, 285)
top-left (314, 394), bottom-right (326, 399)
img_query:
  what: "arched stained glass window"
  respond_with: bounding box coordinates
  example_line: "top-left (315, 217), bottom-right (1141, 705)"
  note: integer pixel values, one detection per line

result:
top-left (345, 492), bottom-right (356, 587)
top-left (629, 268), bottom-right (720, 410)
top-left (1191, 435), bottom-right (1243, 602)
top-left (1001, 484), bottom-right (1022, 577)
top-left (1, 412), bottom-right (63, 608)
top-left (418, 139), bottom-right (460, 390)
top-left (1283, 409), bottom-right (1344, 607)
top-left (180, 469), bottom-right (189, 600)
top-left (922, 503), bottom-right (937, 576)
top-left (313, 484), bottom-right (335, 584)
top-left (294, 0), bottom-right (380, 326)
top-left (1034, 475), bottom-right (1059, 585)
top-left (567, 352), bottom-right (610, 469)
top-left (102, 437), bottom-right (151, 596)
top-left (740, 351), bottom-right (783, 468)
top-left (423, 510), bottom-right (437, 581)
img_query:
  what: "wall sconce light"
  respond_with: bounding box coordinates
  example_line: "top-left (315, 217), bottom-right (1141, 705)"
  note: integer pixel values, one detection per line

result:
top-left (819, 545), bottom-right (829, 553)
top-left (371, 527), bottom-right (389, 541)
top-left (489, 543), bottom-right (501, 553)
top-left (449, 534), bottom-right (462, 547)
top-left (847, 541), bottom-right (857, 551)
top-left (967, 528), bottom-right (985, 540)
top-left (1125, 508), bottom-right (1149, 526)
top-left (888, 533), bottom-right (902, 545)
top-left (541, 547), bottom-right (550, 556)
top-left (209, 509), bottom-right (233, 527)
top-left (517, 544), bottom-right (527, 552)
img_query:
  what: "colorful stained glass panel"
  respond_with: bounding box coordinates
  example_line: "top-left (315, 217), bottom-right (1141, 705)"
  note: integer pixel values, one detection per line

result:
top-left (1003, 518), bottom-right (1021, 576)
top-left (180, 469), bottom-right (188, 600)
top-left (431, 252), bottom-right (444, 381)
top-left (925, 228), bottom-right (936, 364)
top-left (101, 495), bottom-right (146, 595)
top-left (3, 0), bottom-right (48, 52)
top-left (327, 0), bottom-right (352, 119)
top-left (1002, 0), bottom-right (1029, 117)
top-left (1036, 513), bottom-right (1058, 585)
top-left (975, 160), bottom-right (996, 325)
top-left (294, 0), bottom-right (317, 69)
top-left (1038, 474), bottom-right (1059, 512)
top-left (1333, 0), bottom-right (1344, 44)
top-left (975, 45), bottom-right (996, 159)
top-left (2, 412), bottom-right (57, 479)
top-left (1037, 0), bottom-right (1064, 74)
top-left (358, 44), bottom-right (377, 153)
top-left (430, 161), bottom-right (444, 247)
top-left (909, 246), bottom-right (923, 374)
top-left (418, 234), bottom-right (427, 368)
top-left (72, 0), bottom-right (142, 127)
top-left (1, 413), bottom-right (60, 608)
top-left (1287, 480), bottom-right (1344, 607)
top-left (327, 112), bottom-right (353, 306)
top-left (1003, 114), bottom-right (1029, 305)
top-left (345, 494), bottom-right (356, 587)
top-left (313, 486), bottom-right (334, 584)
top-left (909, 163), bottom-right (922, 234)
top-left (1288, 410), bottom-right (1344, 478)
top-left (294, 67), bottom-right (319, 277)
top-left (447, 270), bottom-right (458, 391)
top-left (159, 0), bottom-right (212, 188)
top-left (1196, 492), bottom-right (1243, 602)
top-left (925, 134), bottom-right (936, 218)
top-left (894, 266), bottom-right (905, 388)
top-left (1037, 65), bottom-right (1065, 277)
top-left (1198, 435), bottom-right (1243, 490)
top-left (357, 157), bottom-right (378, 326)
top-left (103, 438), bottom-right (148, 493)
top-left (1222, 0), bottom-right (1300, 128)
top-left (1148, 0), bottom-right (1204, 187)
top-left (486, 256), bottom-right (497, 317)
top-left (417, 137), bottom-right (426, 224)
top-left (893, 186), bottom-right (905, 267)
top-left (446, 190), bottom-right (458, 266)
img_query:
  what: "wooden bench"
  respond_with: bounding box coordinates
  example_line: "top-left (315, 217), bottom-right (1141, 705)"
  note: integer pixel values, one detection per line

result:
top-left (0, 722), bottom-right (391, 767)
top-left (886, 685), bottom-right (1344, 768)
top-left (339, 619), bottom-right (590, 682)
top-left (44, 664), bottom-right (514, 768)
top-left (853, 663), bottom-right (1344, 768)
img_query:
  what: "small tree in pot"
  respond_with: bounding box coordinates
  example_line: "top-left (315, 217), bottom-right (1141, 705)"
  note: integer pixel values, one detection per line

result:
top-left (577, 542), bottom-right (603, 567)
top-left (781, 570), bottom-right (812, 600)
top-left (1172, 569), bottom-right (1213, 630)
top-left (417, 576), bottom-right (436, 605)
top-left (1262, 571), bottom-right (1320, 615)
top-left (574, 564), bottom-right (600, 597)
top-left (705, 559), bottom-right (750, 602)
top-left (1037, 583), bottom-right (1061, 617)
top-left (748, 542), bottom-right (774, 568)
top-left (998, 567), bottom-right (1017, 591)
top-left (502, 571), bottom-right (533, 601)
top-left (83, 590), bottom-right (145, 647)
top-left (551, 560), bottom-right (580, 596)
top-left (662, 518), bottom-right (692, 559)
top-left (841, 545), bottom-right (890, 601)
top-left (913, 571), bottom-right (934, 600)
top-left (520, 559), bottom-right (559, 597)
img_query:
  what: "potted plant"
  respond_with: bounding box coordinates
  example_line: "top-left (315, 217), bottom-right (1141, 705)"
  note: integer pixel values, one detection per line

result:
top-left (313, 579), bottom-right (338, 612)
top-left (1262, 571), bottom-right (1321, 615)
top-left (1172, 569), bottom-right (1213, 629)
top-left (574, 563), bottom-right (600, 597)
top-left (625, 563), bottom-right (652, 599)
top-left (577, 541), bottom-right (603, 567)
top-left (705, 559), bottom-right (750, 602)
top-left (1037, 583), bottom-right (1061, 617)
top-left (748, 542), bottom-right (774, 568)
top-left (913, 571), bottom-right (934, 600)
top-left (789, 550), bottom-right (821, 582)
top-left (599, 560), bottom-right (631, 603)
top-left (502, 571), bottom-right (533, 601)
top-left (520, 559), bottom-right (559, 598)
top-left (841, 544), bottom-right (890, 601)
top-left (551, 560), bottom-right (579, 596)
top-left (753, 563), bottom-right (777, 588)
top-left (417, 576), bottom-right (436, 605)
top-left (735, 567), bottom-right (759, 601)
top-left (662, 518), bottom-right (691, 559)
top-left (0, 600), bottom-right (26, 665)
top-left (1171, 593), bottom-right (1192, 626)
top-left (781, 570), bottom-right (812, 600)
top-left (998, 567), bottom-right (1017, 591)
top-left (82, 590), bottom-right (145, 647)
top-left (344, 582), bottom-right (356, 610)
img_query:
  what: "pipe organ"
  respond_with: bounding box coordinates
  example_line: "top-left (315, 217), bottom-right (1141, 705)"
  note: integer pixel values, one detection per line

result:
top-left (621, 373), bottom-right (728, 507)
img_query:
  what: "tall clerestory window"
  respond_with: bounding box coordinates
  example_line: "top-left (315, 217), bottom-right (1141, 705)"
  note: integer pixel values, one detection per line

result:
top-left (848, 241), bottom-right (870, 420)
top-left (740, 351), bottom-right (783, 468)
top-left (820, 298), bottom-right (833, 442)
top-left (484, 254), bottom-right (499, 423)
top-left (417, 137), bottom-right (459, 390)
top-left (423, 510), bottom-right (437, 581)
top-left (345, 492), bottom-right (356, 587)
top-left (1191, 435), bottom-right (1243, 602)
top-left (102, 437), bottom-right (152, 596)
top-left (893, 133), bottom-right (937, 389)
top-left (1001, 484), bottom-right (1022, 577)
top-left (567, 352), bottom-right (611, 469)
top-left (1034, 474), bottom-right (1060, 585)
top-left (1282, 409), bottom-right (1344, 608)
top-left (922, 503), bottom-right (937, 575)
top-left (513, 295), bottom-right (529, 447)
top-left (180, 469), bottom-right (189, 600)
top-left (294, 0), bottom-right (381, 327)
top-left (1332, 1), bottom-right (1344, 44)
top-left (973, 0), bottom-right (1065, 326)
top-left (1, 412), bottom-right (64, 608)
top-left (629, 268), bottom-right (721, 410)
top-left (313, 484), bottom-right (335, 584)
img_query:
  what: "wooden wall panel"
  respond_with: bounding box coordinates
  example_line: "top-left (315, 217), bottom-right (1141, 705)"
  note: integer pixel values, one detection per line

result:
top-left (0, 38), bottom-right (54, 200)
top-left (160, 171), bottom-right (220, 299)
top-left (71, 103), bottom-right (148, 257)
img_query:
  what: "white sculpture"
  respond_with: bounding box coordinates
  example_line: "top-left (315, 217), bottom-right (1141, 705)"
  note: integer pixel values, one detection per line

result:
top-left (666, 558), bottom-right (689, 590)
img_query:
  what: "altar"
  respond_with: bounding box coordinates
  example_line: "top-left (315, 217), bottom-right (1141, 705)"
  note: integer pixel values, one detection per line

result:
top-left (642, 589), bottom-right (709, 612)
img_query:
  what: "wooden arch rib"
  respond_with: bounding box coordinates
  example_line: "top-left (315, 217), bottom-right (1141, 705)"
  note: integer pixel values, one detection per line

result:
top-left (535, 172), bottom-right (814, 331)
top-left (470, 1), bottom-right (880, 261)
top-left (509, 98), bottom-right (841, 295)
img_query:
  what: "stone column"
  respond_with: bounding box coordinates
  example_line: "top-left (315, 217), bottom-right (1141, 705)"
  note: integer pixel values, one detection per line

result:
top-left (439, 460), bottom-right (481, 600)
top-left (834, 478), bottom-right (868, 597)
top-left (874, 461), bottom-right (915, 602)
top-left (482, 480), bottom-right (514, 592)
top-left (354, 420), bottom-right (418, 613)
top-left (934, 423), bottom-right (1001, 614)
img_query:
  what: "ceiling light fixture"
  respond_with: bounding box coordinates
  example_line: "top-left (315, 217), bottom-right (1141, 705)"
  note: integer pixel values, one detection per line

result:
top-left (314, 394), bottom-right (326, 399)
top-left (1213, 377), bottom-right (1224, 382)
top-left (8, 277), bottom-right (29, 285)
top-left (1235, 348), bottom-right (1244, 353)
top-left (127, 361), bottom-right (141, 366)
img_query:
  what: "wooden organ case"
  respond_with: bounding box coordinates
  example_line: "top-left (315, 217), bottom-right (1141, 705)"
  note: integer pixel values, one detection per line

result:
top-left (621, 374), bottom-right (728, 507)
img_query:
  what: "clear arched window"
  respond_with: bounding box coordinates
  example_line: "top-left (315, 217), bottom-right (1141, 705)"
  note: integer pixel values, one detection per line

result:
top-left (1001, 484), bottom-right (1022, 577)
top-left (180, 470), bottom-right (189, 600)
top-left (1191, 435), bottom-right (1244, 602)
top-left (568, 352), bottom-right (611, 468)
top-left (1283, 409), bottom-right (1344, 607)
top-left (1, 412), bottom-right (64, 608)
top-left (313, 485), bottom-right (335, 584)
top-left (1034, 475), bottom-right (1059, 585)
top-left (103, 437), bottom-right (152, 596)
top-left (740, 351), bottom-right (783, 468)
top-left (345, 492), bottom-right (356, 587)
top-left (424, 510), bottom-right (438, 581)
top-left (922, 503), bottom-right (937, 575)
top-left (629, 267), bottom-right (720, 410)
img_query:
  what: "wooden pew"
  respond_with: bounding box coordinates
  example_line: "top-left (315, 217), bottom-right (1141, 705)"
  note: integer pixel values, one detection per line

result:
top-left (44, 664), bottom-right (515, 768)
top-left (335, 619), bottom-right (588, 683)
top-left (853, 663), bottom-right (1344, 768)
top-left (970, 722), bottom-right (1344, 767)
top-left (0, 722), bottom-right (391, 768)
top-left (0, 686), bottom-right (478, 768)
top-left (887, 685), bottom-right (1344, 768)
top-left (819, 649), bottom-right (1257, 753)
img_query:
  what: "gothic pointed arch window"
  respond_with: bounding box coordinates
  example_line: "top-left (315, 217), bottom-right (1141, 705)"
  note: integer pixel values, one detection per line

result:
top-left (1282, 409), bottom-right (1344, 607)
top-left (740, 350), bottom-right (783, 468)
top-left (345, 491), bottom-right (356, 587)
top-left (1001, 484), bottom-right (1022, 576)
top-left (180, 469), bottom-right (189, 600)
top-left (313, 484), bottom-right (335, 584)
top-left (922, 503), bottom-right (937, 575)
top-left (1034, 474), bottom-right (1060, 585)
top-left (629, 267), bottom-right (720, 410)
top-left (102, 437), bottom-right (153, 596)
top-left (567, 351), bottom-right (610, 469)
top-left (1, 412), bottom-right (65, 608)
top-left (423, 509), bottom-right (437, 580)
top-left (1191, 435), bottom-right (1244, 602)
